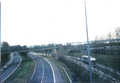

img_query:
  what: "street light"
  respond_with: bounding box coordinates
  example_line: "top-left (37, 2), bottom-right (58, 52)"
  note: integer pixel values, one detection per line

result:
top-left (84, 1), bottom-right (92, 83)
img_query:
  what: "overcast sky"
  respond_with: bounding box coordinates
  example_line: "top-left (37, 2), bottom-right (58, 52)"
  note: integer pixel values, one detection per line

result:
top-left (1, 0), bottom-right (120, 46)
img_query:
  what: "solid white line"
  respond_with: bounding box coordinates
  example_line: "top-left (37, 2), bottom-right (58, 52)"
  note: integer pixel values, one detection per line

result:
top-left (41, 57), bottom-right (56, 83)
top-left (29, 55), bottom-right (36, 83)
top-left (1, 53), bottom-right (22, 83)
top-left (38, 57), bottom-right (44, 83)
top-left (1, 53), bottom-right (13, 71)
top-left (62, 67), bottom-right (72, 83)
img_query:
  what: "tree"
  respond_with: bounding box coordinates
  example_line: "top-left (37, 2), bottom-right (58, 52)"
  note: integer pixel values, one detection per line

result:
top-left (114, 27), bottom-right (120, 55)
top-left (93, 35), bottom-right (99, 54)
top-left (47, 43), bottom-right (54, 47)
top-left (99, 34), bottom-right (106, 54)
top-left (23, 45), bottom-right (27, 50)
top-left (114, 27), bottom-right (120, 39)
top-left (1, 41), bottom-right (9, 52)
top-left (106, 32), bottom-right (113, 55)
top-left (1, 41), bottom-right (9, 48)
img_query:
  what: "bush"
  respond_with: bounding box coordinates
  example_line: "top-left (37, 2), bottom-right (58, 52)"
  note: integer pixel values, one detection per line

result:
top-left (59, 56), bottom-right (91, 82)
top-left (1, 53), bottom-right (10, 67)
top-left (19, 52), bottom-right (27, 58)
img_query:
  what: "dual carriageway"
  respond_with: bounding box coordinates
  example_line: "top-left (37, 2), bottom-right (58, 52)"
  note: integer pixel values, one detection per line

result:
top-left (1, 52), bottom-right (64, 83)
top-left (1, 45), bottom-right (120, 83)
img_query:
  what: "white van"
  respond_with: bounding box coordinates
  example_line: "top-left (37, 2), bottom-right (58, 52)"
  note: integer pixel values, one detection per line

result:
top-left (81, 55), bottom-right (97, 66)
top-left (3, 65), bottom-right (7, 69)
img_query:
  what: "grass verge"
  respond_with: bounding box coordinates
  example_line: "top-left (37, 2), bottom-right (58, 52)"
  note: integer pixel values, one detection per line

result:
top-left (46, 56), bottom-right (69, 83)
top-left (46, 55), bottom-right (80, 83)
top-left (3, 54), bottom-right (34, 83)
top-left (66, 53), bottom-right (120, 71)
top-left (37, 53), bottom-right (81, 83)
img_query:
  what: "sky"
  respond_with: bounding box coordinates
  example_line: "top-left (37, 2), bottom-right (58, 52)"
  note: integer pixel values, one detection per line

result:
top-left (1, 0), bottom-right (120, 46)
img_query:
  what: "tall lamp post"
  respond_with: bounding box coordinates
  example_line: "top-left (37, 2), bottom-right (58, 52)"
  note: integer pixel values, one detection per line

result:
top-left (84, 1), bottom-right (92, 83)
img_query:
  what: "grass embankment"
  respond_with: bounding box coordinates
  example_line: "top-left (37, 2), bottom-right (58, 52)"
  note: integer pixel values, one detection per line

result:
top-left (66, 53), bottom-right (120, 71)
top-left (47, 56), bottom-right (69, 83)
top-left (46, 56), bottom-right (80, 83)
top-left (3, 55), bottom-right (34, 83)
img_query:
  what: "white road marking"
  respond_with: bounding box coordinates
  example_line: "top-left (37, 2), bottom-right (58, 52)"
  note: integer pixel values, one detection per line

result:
top-left (41, 57), bottom-right (56, 83)
top-left (38, 57), bottom-right (44, 83)
top-left (29, 54), bottom-right (45, 83)
top-left (62, 67), bottom-right (72, 83)
top-left (1, 53), bottom-right (22, 83)
top-left (1, 53), bottom-right (13, 71)
top-left (29, 55), bottom-right (36, 83)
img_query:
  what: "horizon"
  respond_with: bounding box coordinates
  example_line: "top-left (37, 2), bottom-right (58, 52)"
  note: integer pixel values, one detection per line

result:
top-left (1, 0), bottom-right (120, 46)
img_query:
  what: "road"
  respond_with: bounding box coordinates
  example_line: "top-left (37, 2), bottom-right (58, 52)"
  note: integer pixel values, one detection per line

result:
top-left (1, 53), bottom-right (22, 83)
top-left (29, 52), bottom-right (65, 83)
top-left (29, 53), bottom-right (54, 83)
top-left (65, 56), bottom-right (120, 82)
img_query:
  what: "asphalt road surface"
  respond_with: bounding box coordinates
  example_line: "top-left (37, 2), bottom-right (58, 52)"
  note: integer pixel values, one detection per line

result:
top-left (1, 53), bottom-right (21, 83)
top-left (29, 54), bottom-right (54, 83)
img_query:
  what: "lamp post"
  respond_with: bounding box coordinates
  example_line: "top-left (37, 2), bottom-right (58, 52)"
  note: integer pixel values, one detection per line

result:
top-left (84, 1), bottom-right (92, 83)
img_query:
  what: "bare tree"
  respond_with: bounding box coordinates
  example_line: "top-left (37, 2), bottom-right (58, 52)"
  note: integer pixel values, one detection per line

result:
top-left (114, 27), bottom-right (120, 55)
top-left (93, 35), bottom-right (99, 54)
top-left (114, 27), bottom-right (120, 39)
top-left (99, 34), bottom-right (106, 54)
top-left (106, 32), bottom-right (113, 55)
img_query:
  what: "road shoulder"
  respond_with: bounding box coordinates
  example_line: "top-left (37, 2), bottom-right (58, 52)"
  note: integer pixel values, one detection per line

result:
top-left (43, 57), bottom-right (65, 83)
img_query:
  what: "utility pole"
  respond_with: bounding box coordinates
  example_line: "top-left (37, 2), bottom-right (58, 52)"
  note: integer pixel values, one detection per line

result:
top-left (84, 1), bottom-right (92, 83)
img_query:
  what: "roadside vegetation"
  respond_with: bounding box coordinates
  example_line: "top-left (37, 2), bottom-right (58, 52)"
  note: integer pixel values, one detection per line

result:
top-left (3, 53), bottom-right (34, 83)
top-left (1, 53), bottom-right (10, 68)
top-left (59, 55), bottom-right (110, 82)
top-left (46, 56), bottom-right (70, 83)
top-left (39, 54), bottom-right (80, 83)
top-left (66, 53), bottom-right (120, 71)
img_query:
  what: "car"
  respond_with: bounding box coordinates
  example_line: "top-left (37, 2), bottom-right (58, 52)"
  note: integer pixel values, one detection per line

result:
top-left (76, 57), bottom-right (80, 61)
top-left (3, 65), bottom-right (7, 69)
